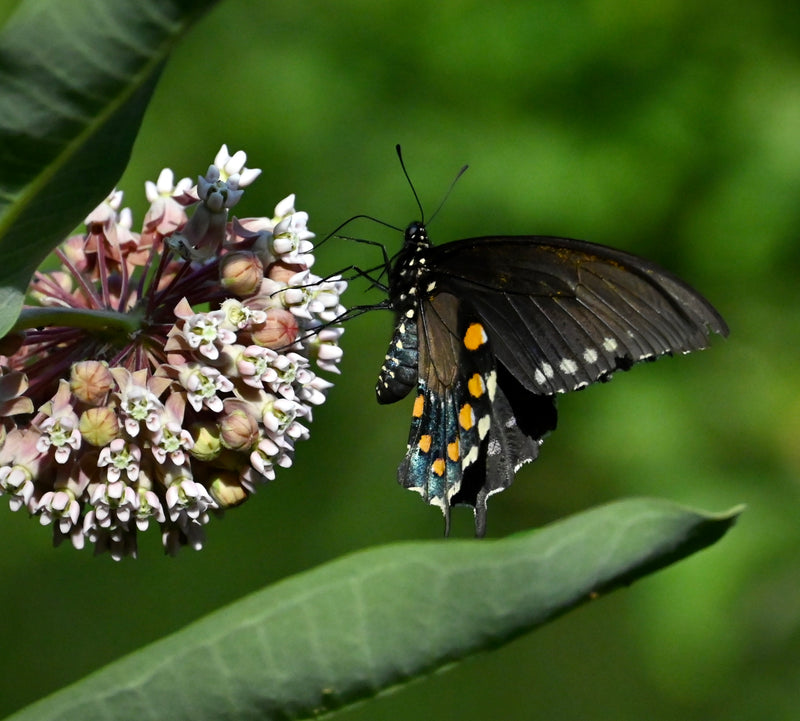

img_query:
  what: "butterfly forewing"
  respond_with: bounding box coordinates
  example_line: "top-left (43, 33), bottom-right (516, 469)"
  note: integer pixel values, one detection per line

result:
top-left (427, 236), bottom-right (728, 395)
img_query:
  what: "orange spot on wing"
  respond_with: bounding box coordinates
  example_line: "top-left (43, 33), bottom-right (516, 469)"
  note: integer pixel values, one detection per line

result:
top-left (447, 440), bottom-right (459, 462)
top-left (459, 403), bottom-right (474, 430)
top-left (467, 373), bottom-right (485, 397)
top-left (419, 434), bottom-right (432, 453)
top-left (412, 394), bottom-right (425, 418)
top-left (432, 458), bottom-right (446, 476)
top-left (463, 322), bottom-right (487, 351)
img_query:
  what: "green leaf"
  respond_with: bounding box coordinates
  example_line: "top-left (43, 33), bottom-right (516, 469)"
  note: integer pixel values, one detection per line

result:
top-left (0, 0), bottom-right (219, 338)
top-left (4, 498), bottom-right (740, 721)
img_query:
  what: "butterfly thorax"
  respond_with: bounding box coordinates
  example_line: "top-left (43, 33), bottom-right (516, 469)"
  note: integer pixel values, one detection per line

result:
top-left (387, 221), bottom-right (434, 314)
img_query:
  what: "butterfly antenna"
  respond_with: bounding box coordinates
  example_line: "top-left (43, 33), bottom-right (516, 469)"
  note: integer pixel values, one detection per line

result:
top-left (396, 144), bottom-right (425, 222)
top-left (428, 162), bottom-right (469, 225)
top-left (314, 214), bottom-right (402, 251)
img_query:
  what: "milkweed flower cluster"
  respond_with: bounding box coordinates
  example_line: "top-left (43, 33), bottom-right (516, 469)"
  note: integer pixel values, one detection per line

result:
top-left (0, 146), bottom-right (347, 559)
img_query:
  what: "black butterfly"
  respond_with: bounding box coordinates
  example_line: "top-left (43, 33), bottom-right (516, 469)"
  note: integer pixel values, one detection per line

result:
top-left (367, 149), bottom-right (728, 536)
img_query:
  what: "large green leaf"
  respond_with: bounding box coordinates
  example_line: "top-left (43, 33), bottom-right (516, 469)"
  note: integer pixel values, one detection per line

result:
top-left (0, 0), bottom-right (219, 337)
top-left (4, 498), bottom-right (740, 721)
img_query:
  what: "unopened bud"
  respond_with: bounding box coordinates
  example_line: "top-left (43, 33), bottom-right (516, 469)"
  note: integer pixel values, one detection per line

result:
top-left (189, 422), bottom-right (222, 461)
top-left (267, 260), bottom-right (306, 284)
top-left (220, 251), bottom-right (264, 297)
top-left (208, 470), bottom-right (249, 507)
top-left (219, 405), bottom-right (259, 450)
top-left (70, 361), bottom-right (114, 405)
top-left (251, 309), bottom-right (299, 349)
top-left (79, 406), bottom-right (120, 446)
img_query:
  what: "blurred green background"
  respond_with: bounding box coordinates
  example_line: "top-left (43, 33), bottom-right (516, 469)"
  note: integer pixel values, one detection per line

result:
top-left (2, 0), bottom-right (800, 719)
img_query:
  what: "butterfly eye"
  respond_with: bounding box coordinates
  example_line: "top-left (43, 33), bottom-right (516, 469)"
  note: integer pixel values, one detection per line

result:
top-left (405, 222), bottom-right (425, 242)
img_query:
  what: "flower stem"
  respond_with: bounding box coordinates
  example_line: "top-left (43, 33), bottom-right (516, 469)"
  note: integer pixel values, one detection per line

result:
top-left (13, 306), bottom-right (144, 335)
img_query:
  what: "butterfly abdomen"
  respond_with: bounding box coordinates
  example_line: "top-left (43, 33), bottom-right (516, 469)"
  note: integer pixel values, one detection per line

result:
top-left (375, 222), bottom-right (434, 405)
top-left (375, 314), bottom-right (419, 404)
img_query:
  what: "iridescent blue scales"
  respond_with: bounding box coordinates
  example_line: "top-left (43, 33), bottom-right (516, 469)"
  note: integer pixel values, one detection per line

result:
top-left (377, 220), bottom-right (728, 535)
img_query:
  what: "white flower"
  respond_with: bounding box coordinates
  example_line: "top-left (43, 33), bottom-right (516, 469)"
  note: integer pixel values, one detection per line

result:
top-left (213, 144), bottom-right (262, 188)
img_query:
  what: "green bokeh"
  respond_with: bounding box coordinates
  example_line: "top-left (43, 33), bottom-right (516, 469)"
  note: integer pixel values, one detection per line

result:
top-left (1, 0), bottom-right (799, 719)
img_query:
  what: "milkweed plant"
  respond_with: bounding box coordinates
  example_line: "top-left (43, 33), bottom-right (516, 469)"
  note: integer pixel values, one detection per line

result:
top-left (0, 145), bottom-right (347, 559)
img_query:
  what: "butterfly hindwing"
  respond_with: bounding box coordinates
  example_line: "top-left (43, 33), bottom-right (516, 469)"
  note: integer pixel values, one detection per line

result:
top-left (398, 293), bottom-right (494, 527)
top-left (451, 365), bottom-right (557, 536)
top-left (394, 290), bottom-right (560, 534)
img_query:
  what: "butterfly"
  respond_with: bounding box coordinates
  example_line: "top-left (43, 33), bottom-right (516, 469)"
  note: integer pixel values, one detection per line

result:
top-left (366, 148), bottom-right (728, 536)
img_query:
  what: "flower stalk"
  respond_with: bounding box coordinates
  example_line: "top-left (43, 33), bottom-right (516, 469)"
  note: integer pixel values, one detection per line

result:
top-left (14, 306), bottom-right (144, 335)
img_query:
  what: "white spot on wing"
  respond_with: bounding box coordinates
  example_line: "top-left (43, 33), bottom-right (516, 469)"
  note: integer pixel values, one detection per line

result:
top-left (542, 363), bottom-right (554, 379)
top-left (478, 415), bottom-right (491, 439)
top-left (603, 337), bottom-right (618, 352)
top-left (583, 348), bottom-right (599, 363)
top-left (487, 439), bottom-right (501, 456)
top-left (486, 370), bottom-right (498, 401)
top-left (462, 445), bottom-right (479, 468)
top-left (559, 358), bottom-right (578, 375)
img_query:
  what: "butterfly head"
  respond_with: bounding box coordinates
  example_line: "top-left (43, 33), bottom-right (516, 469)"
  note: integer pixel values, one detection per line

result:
top-left (404, 221), bottom-right (430, 249)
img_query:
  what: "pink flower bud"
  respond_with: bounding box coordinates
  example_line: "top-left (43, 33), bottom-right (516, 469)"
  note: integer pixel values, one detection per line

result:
top-left (267, 260), bottom-right (306, 284)
top-left (70, 361), bottom-right (114, 405)
top-left (219, 404), bottom-right (259, 451)
top-left (250, 309), bottom-right (299, 349)
top-left (220, 251), bottom-right (264, 297)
